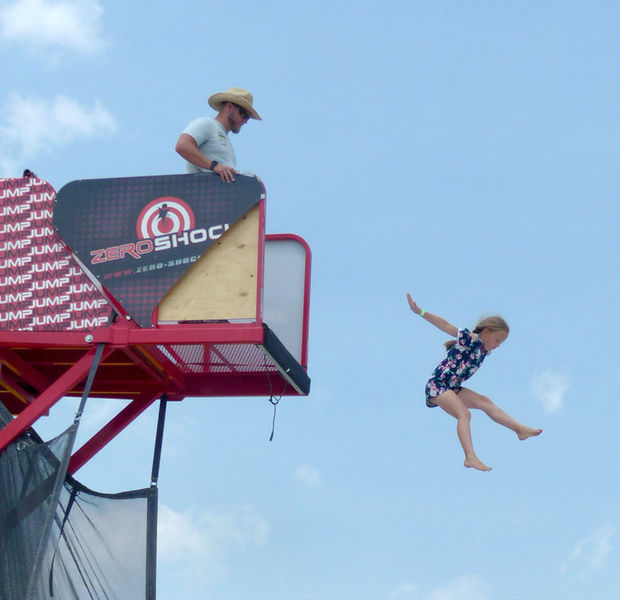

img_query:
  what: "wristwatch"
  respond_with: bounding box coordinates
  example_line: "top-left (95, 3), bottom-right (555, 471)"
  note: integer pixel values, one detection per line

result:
top-left (210, 160), bottom-right (219, 171)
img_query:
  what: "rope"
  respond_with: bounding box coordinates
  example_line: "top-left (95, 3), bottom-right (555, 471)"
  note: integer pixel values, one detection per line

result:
top-left (268, 395), bottom-right (280, 442)
top-left (263, 351), bottom-right (282, 442)
top-left (150, 395), bottom-right (167, 487)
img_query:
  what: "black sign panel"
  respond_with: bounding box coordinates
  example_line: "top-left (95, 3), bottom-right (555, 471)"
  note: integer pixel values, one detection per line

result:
top-left (54, 173), bottom-right (263, 326)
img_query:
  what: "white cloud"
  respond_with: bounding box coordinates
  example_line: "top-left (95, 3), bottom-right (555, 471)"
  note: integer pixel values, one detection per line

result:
top-left (0, 93), bottom-right (117, 176)
top-left (0, 0), bottom-right (106, 55)
top-left (562, 524), bottom-right (615, 578)
top-left (425, 575), bottom-right (490, 600)
top-left (157, 503), bottom-right (268, 583)
top-left (531, 368), bottom-right (570, 414)
top-left (294, 463), bottom-right (322, 487)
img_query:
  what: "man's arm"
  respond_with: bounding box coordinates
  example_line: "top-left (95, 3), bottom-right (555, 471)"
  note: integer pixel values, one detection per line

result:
top-left (174, 133), bottom-right (238, 183)
top-left (175, 133), bottom-right (212, 170)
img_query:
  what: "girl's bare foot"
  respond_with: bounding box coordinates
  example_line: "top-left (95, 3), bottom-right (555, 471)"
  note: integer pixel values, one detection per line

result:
top-left (517, 426), bottom-right (543, 441)
top-left (464, 456), bottom-right (492, 471)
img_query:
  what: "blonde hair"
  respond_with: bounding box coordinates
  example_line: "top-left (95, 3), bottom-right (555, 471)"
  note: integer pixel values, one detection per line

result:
top-left (444, 316), bottom-right (509, 350)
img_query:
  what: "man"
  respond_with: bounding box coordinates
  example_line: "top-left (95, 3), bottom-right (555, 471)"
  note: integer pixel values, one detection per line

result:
top-left (175, 87), bottom-right (262, 183)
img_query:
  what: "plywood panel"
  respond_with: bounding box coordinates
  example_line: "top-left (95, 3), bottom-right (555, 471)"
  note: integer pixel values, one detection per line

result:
top-left (157, 206), bottom-right (259, 321)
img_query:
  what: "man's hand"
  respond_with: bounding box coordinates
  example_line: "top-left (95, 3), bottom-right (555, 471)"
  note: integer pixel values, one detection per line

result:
top-left (213, 163), bottom-right (238, 183)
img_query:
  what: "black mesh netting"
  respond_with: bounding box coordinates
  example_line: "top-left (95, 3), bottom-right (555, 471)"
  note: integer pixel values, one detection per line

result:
top-left (0, 402), bottom-right (157, 599)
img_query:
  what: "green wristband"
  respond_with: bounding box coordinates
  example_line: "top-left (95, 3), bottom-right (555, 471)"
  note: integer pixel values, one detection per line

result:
top-left (419, 309), bottom-right (426, 317)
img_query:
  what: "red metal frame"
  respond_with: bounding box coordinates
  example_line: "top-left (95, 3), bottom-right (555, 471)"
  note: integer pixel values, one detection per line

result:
top-left (0, 346), bottom-right (115, 455)
top-left (256, 197), bottom-right (266, 324)
top-left (265, 233), bottom-right (312, 369)
top-left (0, 178), bottom-right (310, 475)
top-left (0, 315), bottom-right (305, 472)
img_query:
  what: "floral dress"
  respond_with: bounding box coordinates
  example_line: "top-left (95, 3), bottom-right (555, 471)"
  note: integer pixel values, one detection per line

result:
top-left (425, 328), bottom-right (487, 407)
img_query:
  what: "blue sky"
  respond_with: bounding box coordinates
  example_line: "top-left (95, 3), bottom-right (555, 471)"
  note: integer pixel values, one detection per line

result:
top-left (2, 1), bottom-right (620, 598)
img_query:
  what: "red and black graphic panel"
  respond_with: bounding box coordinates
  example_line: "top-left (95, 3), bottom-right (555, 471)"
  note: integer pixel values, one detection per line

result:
top-left (54, 173), bottom-right (264, 327)
top-left (0, 176), bottom-right (111, 331)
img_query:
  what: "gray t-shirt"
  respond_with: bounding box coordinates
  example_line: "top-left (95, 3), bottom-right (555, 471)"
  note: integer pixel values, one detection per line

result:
top-left (182, 117), bottom-right (236, 173)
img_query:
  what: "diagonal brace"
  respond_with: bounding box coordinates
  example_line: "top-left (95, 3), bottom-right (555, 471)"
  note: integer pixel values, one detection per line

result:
top-left (0, 346), bottom-right (114, 455)
top-left (68, 389), bottom-right (163, 474)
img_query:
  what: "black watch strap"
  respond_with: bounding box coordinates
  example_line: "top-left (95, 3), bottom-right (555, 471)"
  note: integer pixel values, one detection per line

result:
top-left (210, 160), bottom-right (219, 171)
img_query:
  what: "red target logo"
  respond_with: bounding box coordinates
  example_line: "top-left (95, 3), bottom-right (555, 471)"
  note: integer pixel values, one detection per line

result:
top-left (136, 196), bottom-right (195, 239)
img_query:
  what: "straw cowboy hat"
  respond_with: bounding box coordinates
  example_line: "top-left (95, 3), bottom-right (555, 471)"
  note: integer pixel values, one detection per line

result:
top-left (208, 87), bottom-right (262, 120)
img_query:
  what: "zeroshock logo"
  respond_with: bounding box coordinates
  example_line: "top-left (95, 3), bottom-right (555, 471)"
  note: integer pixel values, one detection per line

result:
top-left (136, 196), bottom-right (195, 239)
top-left (90, 196), bottom-right (229, 265)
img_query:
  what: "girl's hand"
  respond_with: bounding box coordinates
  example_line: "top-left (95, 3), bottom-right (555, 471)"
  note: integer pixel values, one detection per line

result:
top-left (407, 294), bottom-right (458, 336)
top-left (406, 293), bottom-right (422, 315)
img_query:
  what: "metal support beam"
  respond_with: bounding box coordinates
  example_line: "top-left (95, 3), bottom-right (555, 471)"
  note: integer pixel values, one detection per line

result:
top-left (68, 390), bottom-right (163, 474)
top-left (0, 347), bottom-right (114, 454)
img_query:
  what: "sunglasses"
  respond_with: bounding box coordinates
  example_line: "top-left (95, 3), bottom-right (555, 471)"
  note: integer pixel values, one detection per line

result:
top-left (233, 104), bottom-right (250, 120)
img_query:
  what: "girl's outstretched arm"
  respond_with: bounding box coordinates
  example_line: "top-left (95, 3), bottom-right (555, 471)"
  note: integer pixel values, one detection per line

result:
top-left (406, 293), bottom-right (458, 337)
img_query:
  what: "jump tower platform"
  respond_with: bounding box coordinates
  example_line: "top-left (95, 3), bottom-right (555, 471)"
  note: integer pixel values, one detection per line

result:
top-left (0, 172), bottom-right (311, 472)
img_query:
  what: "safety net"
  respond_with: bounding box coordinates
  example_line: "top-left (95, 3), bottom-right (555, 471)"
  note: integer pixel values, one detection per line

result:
top-left (0, 401), bottom-right (157, 599)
